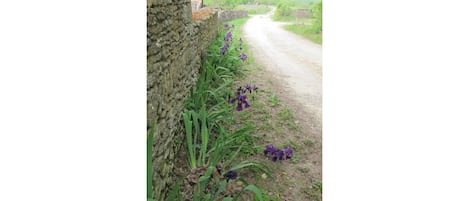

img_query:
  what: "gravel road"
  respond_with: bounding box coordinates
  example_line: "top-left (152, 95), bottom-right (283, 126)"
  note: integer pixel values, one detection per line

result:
top-left (243, 9), bottom-right (322, 133)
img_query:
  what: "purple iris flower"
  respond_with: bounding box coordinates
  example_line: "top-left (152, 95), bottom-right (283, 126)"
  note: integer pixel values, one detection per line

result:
top-left (225, 170), bottom-right (238, 180)
top-left (276, 150), bottom-right (285, 161)
top-left (263, 144), bottom-right (293, 162)
top-left (239, 53), bottom-right (247, 62)
top-left (272, 149), bottom-right (284, 162)
top-left (230, 85), bottom-right (256, 111)
top-left (220, 43), bottom-right (229, 55)
top-left (238, 94), bottom-right (247, 103)
top-left (236, 102), bottom-right (243, 111)
top-left (224, 24), bottom-right (230, 30)
top-left (224, 31), bottom-right (232, 41)
top-left (264, 144), bottom-right (276, 156)
top-left (238, 94), bottom-right (248, 111)
top-left (253, 85), bottom-right (258, 92)
top-left (284, 147), bottom-right (294, 159)
top-left (245, 85), bottom-right (252, 93)
top-left (244, 101), bottom-right (250, 108)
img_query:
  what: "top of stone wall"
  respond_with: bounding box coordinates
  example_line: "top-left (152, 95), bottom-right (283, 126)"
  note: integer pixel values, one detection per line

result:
top-left (147, 0), bottom-right (189, 7)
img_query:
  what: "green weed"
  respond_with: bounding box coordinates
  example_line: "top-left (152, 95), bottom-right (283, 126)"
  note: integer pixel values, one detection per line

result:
top-left (277, 107), bottom-right (299, 130)
top-left (267, 92), bottom-right (280, 107)
top-left (284, 24), bottom-right (322, 44)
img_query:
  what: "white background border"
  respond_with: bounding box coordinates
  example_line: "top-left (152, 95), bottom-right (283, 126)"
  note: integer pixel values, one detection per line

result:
top-left (1, 0), bottom-right (468, 200)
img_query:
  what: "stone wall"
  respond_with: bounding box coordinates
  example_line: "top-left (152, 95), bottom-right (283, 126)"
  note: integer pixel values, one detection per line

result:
top-left (147, 0), bottom-right (218, 199)
top-left (293, 10), bottom-right (311, 18)
top-left (218, 10), bottom-right (248, 22)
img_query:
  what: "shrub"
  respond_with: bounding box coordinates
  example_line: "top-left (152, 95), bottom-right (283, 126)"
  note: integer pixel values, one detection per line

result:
top-left (274, 3), bottom-right (292, 20)
top-left (311, 1), bottom-right (322, 33)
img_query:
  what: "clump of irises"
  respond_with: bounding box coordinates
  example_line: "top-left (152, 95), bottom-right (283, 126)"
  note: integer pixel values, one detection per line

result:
top-left (220, 24), bottom-right (248, 62)
top-left (263, 144), bottom-right (294, 162)
top-left (229, 84), bottom-right (258, 112)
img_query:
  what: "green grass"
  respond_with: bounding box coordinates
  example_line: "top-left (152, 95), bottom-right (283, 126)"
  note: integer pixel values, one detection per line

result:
top-left (303, 139), bottom-right (315, 147)
top-left (235, 5), bottom-right (272, 15)
top-left (283, 24), bottom-right (322, 44)
top-left (274, 15), bottom-right (296, 22)
top-left (267, 92), bottom-right (280, 107)
top-left (277, 107), bottom-right (299, 130)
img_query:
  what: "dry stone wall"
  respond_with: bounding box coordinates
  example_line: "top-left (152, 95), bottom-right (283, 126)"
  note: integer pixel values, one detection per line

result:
top-left (147, 0), bottom-right (218, 199)
top-left (218, 10), bottom-right (248, 22)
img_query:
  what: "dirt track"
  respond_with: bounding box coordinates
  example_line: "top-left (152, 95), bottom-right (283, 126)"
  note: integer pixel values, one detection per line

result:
top-left (243, 9), bottom-right (322, 136)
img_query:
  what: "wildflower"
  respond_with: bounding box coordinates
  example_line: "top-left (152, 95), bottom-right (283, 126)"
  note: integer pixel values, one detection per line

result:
top-left (229, 97), bottom-right (237, 104)
top-left (230, 85), bottom-right (256, 111)
top-left (245, 85), bottom-right (252, 93)
top-left (263, 144), bottom-right (276, 156)
top-left (236, 102), bottom-right (243, 111)
top-left (238, 94), bottom-right (249, 110)
top-left (244, 100), bottom-right (250, 109)
top-left (224, 23), bottom-right (230, 30)
top-left (239, 37), bottom-right (243, 43)
top-left (225, 170), bottom-right (238, 181)
top-left (284, 147), bottom-right (294, 159)
top-left (238, 53), bottom-right (247, 62)
top-left (220, 43), bottom-right (229, 55)
top-left (253, 85), bottom-right (258, 92)
top-left (263, 144), bottom-right (294, 162)
top-left (275, 150), bottom-right (285, 161)
top-left (224, 31), bottom-right (232, 41)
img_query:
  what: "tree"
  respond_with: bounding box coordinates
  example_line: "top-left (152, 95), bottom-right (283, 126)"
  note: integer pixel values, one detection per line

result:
top-left (311, 0), bottom-right (322, 33)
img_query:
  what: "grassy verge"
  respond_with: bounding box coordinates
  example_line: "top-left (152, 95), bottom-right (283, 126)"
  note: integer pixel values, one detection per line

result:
top-left (283, 23), bottom-right (322, 44)
top-left (166, 17), bottom-right (275, 201)
top-left (232, 58), bottom-right (322, 200)
top-left (229, 17), bottom-right (322, 201)
top-left (234, 4), bottom-right (272, 15)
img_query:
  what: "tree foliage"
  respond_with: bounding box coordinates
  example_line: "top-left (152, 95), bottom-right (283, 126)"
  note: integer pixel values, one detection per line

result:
top-left (311, 0), bottom-right (322, 33)
top-left (274, 3), bottom-right (292, 20)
